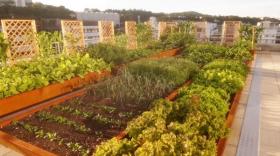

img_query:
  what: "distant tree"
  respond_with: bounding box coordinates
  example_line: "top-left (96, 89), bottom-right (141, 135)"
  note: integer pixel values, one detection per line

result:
top-left (84, 8), bottom-right (100, 12)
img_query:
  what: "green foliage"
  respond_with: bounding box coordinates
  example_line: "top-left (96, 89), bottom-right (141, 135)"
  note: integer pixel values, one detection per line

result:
top-left (90, 58), bottom-right (198, 108)
top-left (95, 138), bottom-right (136, 156)
top-left (92, 114), bottom-right (122, 127)
top-left (94, 58), bottom-right (248, 155)
top-left (225, 40), bottom-right (253, 62)
top-left (183, 41), bottom-right (253, 65)
top-left (183, 43), bottom-right (228, 65)
top-left (37, 31), bottom-right (63, 56)
top-left (0, 33), bottom-right (8, 64)
top-left (194, 69), bottom-right (245, 94)
top-left (240, 24), bottom-right (263, 46)
top-left (203, 59), bottom-right (248, 76)
top-left (118, 112), bottom-right (134, 118)
top-left (85, 43), bottom-right (159, 65)
top-left (36, 111), bottom-right (90, 133)
top-left (177, 84), bottom-right (229, 117)
top-left (160, 32), bottom-right (195, 50)
top-left (92, 104), bottom-right (117, 114)
top-left (159, 22), bottom-right (196, 49)
top-left (128, 58), bottom-right (198, 86)
top-left (86, 43), bottom-right (128, 65)
top-left (136, 23), bottom-right (154, 49)
top-left (54, 105), bottom-right (93, 118)
top-left (0, 53), bottom-right (109, 99)
top-left (115, 34), bottom-right (128, 48)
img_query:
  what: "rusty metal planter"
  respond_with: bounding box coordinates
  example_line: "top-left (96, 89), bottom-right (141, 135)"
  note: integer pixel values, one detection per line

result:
top-left (217, 53), bottom-right (256, 156)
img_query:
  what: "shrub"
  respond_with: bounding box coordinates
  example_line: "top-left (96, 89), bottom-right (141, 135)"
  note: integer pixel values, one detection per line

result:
top-left (128, 57), bottom-right (198, 86)
top-left (194, 69), bottom-right (245, 94)
top-left (225, 40), bottom-right (253, 62)
top-left (183, 43), bottom-right (228, 65)
top-left (90, 58), bottom-right (198, 108)
top-left (36, 31), bottom-right (63, 56)
top-left (0, 54), bottom-right (109, 99)
top-left (203, 59), bottom-right (248, 76)
top-left (0, 33), bottom-right (8, 64)
top-left (86, 43), bottom-right (129, 65)
top-left (89, 71), bottom-right (171, 108)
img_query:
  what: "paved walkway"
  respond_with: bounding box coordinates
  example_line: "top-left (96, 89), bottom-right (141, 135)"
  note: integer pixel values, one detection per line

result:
top-left (224, 51), bottom-right (280, 156)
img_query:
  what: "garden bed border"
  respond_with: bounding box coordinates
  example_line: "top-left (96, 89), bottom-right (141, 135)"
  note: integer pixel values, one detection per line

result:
top-left (0, 48), bottom-right (181, 156)
top-left (0, 70), bottom-right (111, 117)
top-left (216, 50), bottom-right (256, 156)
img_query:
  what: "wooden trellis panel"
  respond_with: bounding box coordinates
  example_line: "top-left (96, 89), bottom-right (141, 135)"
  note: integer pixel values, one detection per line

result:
top-left (125, 21), bottom-right (137, 49)
top-left (194, 21), bottom-right (208, 42)
top-left (98, 21), bottom-right (114, 43)
top-left (61, 20), bottom-right (85, 53)
top-left (158, 22), bottom-right (177, 39)
top-left (1, 19), bottom-right (39, 62)
top-left (221, 21), bottom-right (242, 45)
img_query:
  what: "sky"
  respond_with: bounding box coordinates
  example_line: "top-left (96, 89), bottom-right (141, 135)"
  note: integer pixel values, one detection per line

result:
top-left (32, 0), bottom-right (280, 18)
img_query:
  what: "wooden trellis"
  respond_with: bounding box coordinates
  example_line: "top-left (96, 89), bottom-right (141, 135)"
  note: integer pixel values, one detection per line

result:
top-left (193, 22), bottom-right (208, 42)
top-left (61, 20), bottom-right (85, 53)
top-left (158, 22), bottom-right (177, 39)
top-left (1, 19), bottom-right (39, 62)
top-left (98, 21), bottom-right (114, 43)
top-left (125, 21), bottom-right (137, 49)
top-left (221, 21), bottom-right (241, 45)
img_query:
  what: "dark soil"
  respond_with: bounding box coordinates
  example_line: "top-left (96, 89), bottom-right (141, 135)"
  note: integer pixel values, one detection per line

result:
top-left (1, 93), bottom-right (146, 156)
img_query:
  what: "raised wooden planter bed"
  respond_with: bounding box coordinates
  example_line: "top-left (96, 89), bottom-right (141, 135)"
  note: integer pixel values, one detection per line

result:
top-left (0, 48), bottom-right (182, 156)
top-left (0, 70), bottom-right (111, 117)
top-left (114, 52), bottom-right (256, 155)
top-left (148, 48), bottom-right (181, 59)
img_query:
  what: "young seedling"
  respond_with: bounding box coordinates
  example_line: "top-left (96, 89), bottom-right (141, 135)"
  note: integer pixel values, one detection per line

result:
top-left (15, 121), bottom-right (90, 156)
top-left (92, 114), bottom-right (122, 127)
top-left (36, 111), bottom-right (90, 133)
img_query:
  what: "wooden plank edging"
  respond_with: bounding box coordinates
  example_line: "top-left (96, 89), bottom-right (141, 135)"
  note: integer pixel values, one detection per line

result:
top-left (0, 131), bottom-right (56, 156)
top-left (0, 70), bottom-right (111, 117)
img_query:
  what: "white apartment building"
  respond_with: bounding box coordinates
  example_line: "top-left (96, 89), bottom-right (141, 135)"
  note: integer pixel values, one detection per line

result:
top-left (193, 22), bottom-right (219, 42)
top-left (258, 21), bottom-right (280, 44)
top-left (149, 17), bottom-right (158, 39)
top-left (83, 25), bottom-right (99, 46)
top-left (0, 0), bottom-right (31, 7)
top-left (76, 11), bottom-right (120, 45)
top-left (76, 12), bottom-right (120, 26)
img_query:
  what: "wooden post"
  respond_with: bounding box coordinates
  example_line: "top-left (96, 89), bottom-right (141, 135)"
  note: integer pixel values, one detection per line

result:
top-left (125, 21), bottom-right (137, 49)
top-left (251, 26), bottom-right (256, 50)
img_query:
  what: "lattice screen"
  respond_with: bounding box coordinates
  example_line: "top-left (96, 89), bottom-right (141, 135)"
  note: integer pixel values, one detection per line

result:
top-left (61, 20), bottom-right (85, 53)
top-left (158, 22), bottom-right (177, 39)
top-left (193, 22), bottom-right (208, 42)
top-left (1, 19), bottom-right (39, 62)
top-left (98, 21), bottom-right (114, 43)
top-left (221, 21), bottom-right (241, 45)
top-left (125, 21), bottom-right (137, 49)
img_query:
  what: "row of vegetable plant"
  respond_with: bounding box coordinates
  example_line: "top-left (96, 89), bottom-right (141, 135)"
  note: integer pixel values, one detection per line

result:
top-left (1, 57), bottom-right (198, 156)
top-left (94, 58), bottom-right (249, 156)
top-left (0, 53), bottom-right (110, 99)
top-left (90, 57), bottom-right (199, 109)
